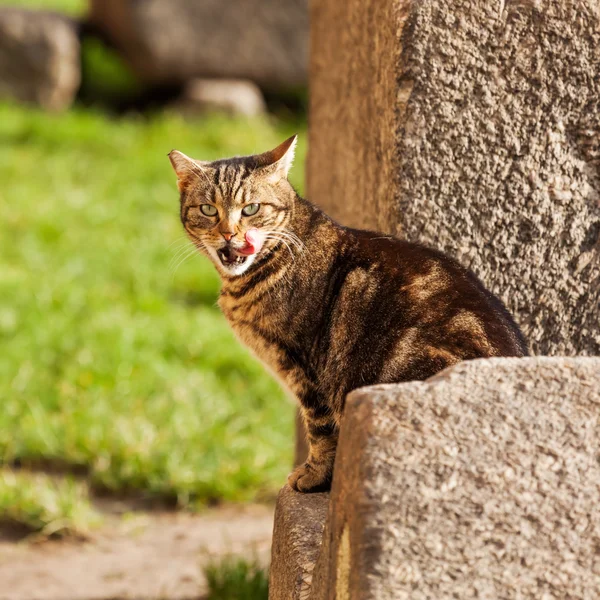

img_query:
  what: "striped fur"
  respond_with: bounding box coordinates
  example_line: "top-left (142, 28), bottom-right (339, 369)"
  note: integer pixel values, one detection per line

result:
top-left (169, 137), bottom-right (528, 493)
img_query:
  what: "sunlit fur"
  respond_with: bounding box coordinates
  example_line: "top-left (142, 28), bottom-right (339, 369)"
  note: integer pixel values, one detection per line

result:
top-left (169, 137), bottom-right (528, 493)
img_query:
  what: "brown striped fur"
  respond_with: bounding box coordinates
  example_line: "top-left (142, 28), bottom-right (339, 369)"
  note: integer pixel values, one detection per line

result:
top-left (168, 136), bottom-right (528, 492)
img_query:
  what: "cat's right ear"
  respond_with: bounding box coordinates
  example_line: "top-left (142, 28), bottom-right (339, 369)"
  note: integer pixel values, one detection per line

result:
top-left (168, 150), bottom-right (209, 192)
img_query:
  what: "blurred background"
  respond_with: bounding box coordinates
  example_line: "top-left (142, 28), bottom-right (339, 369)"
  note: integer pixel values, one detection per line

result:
top-left (0, 0), bottom-right (308, 597)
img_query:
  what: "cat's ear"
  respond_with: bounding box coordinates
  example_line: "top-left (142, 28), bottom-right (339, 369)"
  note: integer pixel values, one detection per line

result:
top-left (258, 135), bottom-right (297, 182)
top-left (168, 150), bottom-right (210, 192)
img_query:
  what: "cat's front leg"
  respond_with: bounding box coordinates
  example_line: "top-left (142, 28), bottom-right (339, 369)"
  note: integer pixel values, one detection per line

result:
top-left (288, 407), bottom-right (339, 493)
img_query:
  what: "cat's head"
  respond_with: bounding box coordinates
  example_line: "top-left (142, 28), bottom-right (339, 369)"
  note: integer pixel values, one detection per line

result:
top-left (168, 136), bottom-right (298, 277)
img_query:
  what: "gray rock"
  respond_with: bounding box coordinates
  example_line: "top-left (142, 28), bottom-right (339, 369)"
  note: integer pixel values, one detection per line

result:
top-left (269, 485), bottom-right (329, 600)
top-left (308, 0), bottom-right (600, 355)
top-left (89, 0), bottom-right (308, 89)
top-left (173, 79), bottom-right (266, 117)
top-left (312, 357), bottom-right (600, 599)
top-left (0, 8), bottom-right (80, 110)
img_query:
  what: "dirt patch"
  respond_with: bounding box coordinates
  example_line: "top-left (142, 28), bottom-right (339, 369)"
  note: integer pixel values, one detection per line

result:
top-left (0, 502), bottom-right (274, 600)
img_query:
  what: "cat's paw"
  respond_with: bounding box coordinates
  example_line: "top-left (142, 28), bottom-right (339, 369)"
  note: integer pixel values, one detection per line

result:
top-left (288, 462), bottom-right (332, 493)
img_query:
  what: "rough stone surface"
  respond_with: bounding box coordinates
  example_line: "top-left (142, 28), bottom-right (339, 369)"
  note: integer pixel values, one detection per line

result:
top-left (269, 485), bottom-right (329, 600)
top-left (173, 79), bottom-right (266, 117)
top-left (0, 8), bottom-right (80, 110)
top-left (308, 0), bottom-right (400, 233)
top-left (89, 0), bottom-right (308, 89)
top-left (312, 357), bottom-right (600, 599)
top-left (308, 0), bottom-right (600, 356)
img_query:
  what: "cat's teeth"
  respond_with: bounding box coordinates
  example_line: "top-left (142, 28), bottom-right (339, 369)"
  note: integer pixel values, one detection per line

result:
top-left (217, 248), bottom-right (247, 267)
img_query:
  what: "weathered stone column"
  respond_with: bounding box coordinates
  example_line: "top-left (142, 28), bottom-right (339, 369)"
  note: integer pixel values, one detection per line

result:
top-left (269, 486), bottom-right (329, 600)
top-left (308, 0), bottom-right (600, 356)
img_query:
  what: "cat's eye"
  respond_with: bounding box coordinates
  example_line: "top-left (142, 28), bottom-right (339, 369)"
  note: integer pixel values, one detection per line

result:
top-left (241, 203), bottom-right (260, 217)
top-left (200, 204), bottom-right (218, 217)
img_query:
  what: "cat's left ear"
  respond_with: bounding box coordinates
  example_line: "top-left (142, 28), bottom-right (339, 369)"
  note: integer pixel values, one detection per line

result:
top-left (260, 135), bottom-right (297, 182)
top-left (168, 150), bottom-right (210, 192)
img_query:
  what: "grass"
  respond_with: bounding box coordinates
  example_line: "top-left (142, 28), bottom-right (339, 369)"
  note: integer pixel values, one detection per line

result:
top-left (205, 557), bottom-right (269, 600)
top-left (0, 0), bottom-right (86, 14)
top-left (1, 0), bottom-right (306, 537)
top-left (0, 102), bottom-right (305, 532)
top-left (0, 468), bottom-right (100, 537)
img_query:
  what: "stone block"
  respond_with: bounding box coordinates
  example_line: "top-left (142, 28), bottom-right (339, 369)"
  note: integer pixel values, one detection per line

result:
top-left (173, 79), bottom-right (266, 117)
top-left (0, 8), bottom-right (80, 110)
top-left (312, 357), bottom-right (600, 599)
top-left (89, 0), bottom-right (308, 89)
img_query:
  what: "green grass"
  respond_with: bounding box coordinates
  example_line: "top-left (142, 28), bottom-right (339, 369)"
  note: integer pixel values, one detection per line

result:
top-left (0, 468), bottom-right (100, 537)
top-left (205, 557), bottom-right (269, 600)
top-left (0, 0), bottom-right (86, 14)
top-left (0, 102), bottom-right (305, 524)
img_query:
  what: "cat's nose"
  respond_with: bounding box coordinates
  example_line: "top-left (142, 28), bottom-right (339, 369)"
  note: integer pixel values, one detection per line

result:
top-left (221, 232), bottom-right (235, 242)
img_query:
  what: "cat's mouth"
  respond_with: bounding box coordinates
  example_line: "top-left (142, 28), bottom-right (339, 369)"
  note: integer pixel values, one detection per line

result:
top-left (217, 246), bottom-right (249, 267)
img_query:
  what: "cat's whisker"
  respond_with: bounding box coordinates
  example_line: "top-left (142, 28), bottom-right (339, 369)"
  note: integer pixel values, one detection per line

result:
top-left (168, 242), bottom-right (194, 261)
top-left (264, 232), bottom-right (296, 250)
top-left (282, 230), bottom-right (305, 246)
top-left (277, 235), bottom-right (305, 254)
top-left (263, 233), bottom-right (287, 245)
top-left (275, 239), bottom-right (295, 262)
top-left (262, 230), bottom-right (304, 254)
top-left (169, 245), bottom-right (199, 279)
top-left (168, 241), bottom-right (196, 269)
top-left (268, 228), bottom-right (302, 243)
top-left (278, 228), bottom-right (306, 250)
top-left (264, 234), bottom-right (296, 263)
top-left (166, 235), bottom-right (191, 250)
top-left (184, 228), bottom-right (207, 250)
top-left (274, 235), bottom-right (303, 251)
top-left (169, 238), bottom-right (194, 255)
top-left (169, 243), bottom-right (198, 269)
top-left (169, 254), bottom-right (197, 282)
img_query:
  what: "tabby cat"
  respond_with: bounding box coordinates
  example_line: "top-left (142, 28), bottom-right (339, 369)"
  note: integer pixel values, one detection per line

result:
top-left (168, 136), bottom-right (528, 493)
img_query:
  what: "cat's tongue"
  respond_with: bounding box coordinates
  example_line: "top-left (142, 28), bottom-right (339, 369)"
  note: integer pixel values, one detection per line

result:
top-left (237, 228), bottom-right (261, 256)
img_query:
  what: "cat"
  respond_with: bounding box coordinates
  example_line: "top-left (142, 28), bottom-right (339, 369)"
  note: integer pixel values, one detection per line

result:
top-left (168, 135), bottom-right (528, 493)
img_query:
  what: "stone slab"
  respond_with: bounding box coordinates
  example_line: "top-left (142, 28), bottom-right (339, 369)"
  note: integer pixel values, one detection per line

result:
top-left (312, 357), bottom-right (600, 599)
